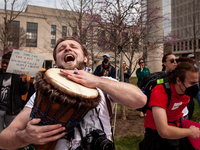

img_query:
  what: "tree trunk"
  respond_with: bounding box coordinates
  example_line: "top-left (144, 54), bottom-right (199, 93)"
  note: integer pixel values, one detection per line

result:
top-left (119, 50), bottom-right (126, 120)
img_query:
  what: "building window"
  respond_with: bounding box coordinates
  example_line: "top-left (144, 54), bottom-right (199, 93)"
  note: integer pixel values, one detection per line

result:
top-left (82, 29), bottom-right (87, 45)
top-left (198, 39), bottom-right (200, 49)
top-left (184, 15), bottom-right (187, 26)
top-left (188, 2), bottom-right (191, 12)
top-left (180, 5), bottom-right (183, 15)
top-left (8, 21), bottom-right (20, 48)
top-left (176, 18), bottom-right (178, 28)
top-left (62, 26), bottom-right (67, 38)
top-left (51, 25), bottom-right (56, 48)
top-left (176, 6), bottom-right (179, 16)
top-left (174, 44), bottom-right (176, 51)
top-left (185, 41), bottom-right (188, 50)
top-left (43, 60), bottom-right (52, 69)
top-left (189, 27), bottom-right (192, 36)
top-left (189, 40), bottom-right (192, 50)
top-left (185, 4), bottom-right (187, 14)
top-left (122, 32), bottom-right (129, 51)
top-left (188, 15), bottom-right (192, 24)
top-left (181, 42), bottom-right (183, 51)
top-left (26, 22), bottom-right (38, 47)
top-left (177, 30), bottom-right (179, 36)
top-left (177, 42), bottom-right (180, 51)
top-left (172, 19), bottom-right (175, 29)
top-left (72, 27), bottom-right (77, 36)
top-left (133, 37), bottom-right (139, 51)
top-left (97, 29), bottom-right (105, 47)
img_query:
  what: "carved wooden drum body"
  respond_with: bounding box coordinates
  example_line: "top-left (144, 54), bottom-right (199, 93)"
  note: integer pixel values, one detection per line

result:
top-left (28, 68), bottom-right (100, 150)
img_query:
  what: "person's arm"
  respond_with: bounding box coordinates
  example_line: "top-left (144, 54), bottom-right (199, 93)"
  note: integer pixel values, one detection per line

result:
top-left (111, 66), bottom-right (116, 78)
top-left (126, 68), bottom-right (131, 78)
top-left (136, 68), bottom-right (143, 78)
top-left (0, 107), bottom-right (65, 149)
top-left (93, 65), bottom-right (100, 76)
top-left (152, 106), bottom-right (200, 139)
top-left (60, 69), bottom-right (147, 109)
top-left (147, 68), bottom-right (150, 74)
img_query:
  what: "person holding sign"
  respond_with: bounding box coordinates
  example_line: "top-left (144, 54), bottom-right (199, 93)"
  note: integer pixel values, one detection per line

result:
top-left (140, 62), bottom-right (199, 150)
top-left (0, 52), bottom-right (28, 133)
top-left (0, 37), bottom-right (146, 150)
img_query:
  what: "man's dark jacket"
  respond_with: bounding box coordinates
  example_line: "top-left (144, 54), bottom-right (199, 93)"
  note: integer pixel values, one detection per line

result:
top-left (0, 69), bottom-right (28, 115)
top-left (118, 67), bottom-right (131, 83)
top-left (94, 62), bottom-right (116, 78)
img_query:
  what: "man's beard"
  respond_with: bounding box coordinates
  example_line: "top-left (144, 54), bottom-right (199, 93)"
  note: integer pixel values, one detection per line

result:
top-left (57, 60), bottom-right (86, 70)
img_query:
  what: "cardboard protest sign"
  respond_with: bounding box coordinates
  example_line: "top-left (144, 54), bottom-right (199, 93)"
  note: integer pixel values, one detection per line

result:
top-left (6, 49), bottom-right (45, 77)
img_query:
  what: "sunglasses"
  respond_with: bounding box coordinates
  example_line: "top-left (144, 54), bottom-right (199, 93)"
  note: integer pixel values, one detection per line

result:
top-left (168, 58), bottom-right (178, 63)
top-left (139, 62), bottom-right (144, 65)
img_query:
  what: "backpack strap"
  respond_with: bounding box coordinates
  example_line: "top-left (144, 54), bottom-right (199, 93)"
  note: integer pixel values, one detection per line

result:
top-left (163, 82), bottom-right (180, 127)
top-left (104, 93), bottom-right (116, 149)
top-left (100, 64), bottom-right (103, 75)
top-left (108, 65), bottom-right (112, 76)
top-left (162, 82), bottom-right (171, 107)
top-left (147, 82), bottom-right (171, 111)
top-left (104, 93), bottom-right (113, 126)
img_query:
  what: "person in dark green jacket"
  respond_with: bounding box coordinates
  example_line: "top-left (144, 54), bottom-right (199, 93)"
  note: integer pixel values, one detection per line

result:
top-left (136, 58), bottom-right (150, 86)
top-left (136, 58), bottom-right (150, 117)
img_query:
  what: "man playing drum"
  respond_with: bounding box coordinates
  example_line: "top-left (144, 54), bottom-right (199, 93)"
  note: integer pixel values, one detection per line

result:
top-left (0, 37), bottom-right (147, 150)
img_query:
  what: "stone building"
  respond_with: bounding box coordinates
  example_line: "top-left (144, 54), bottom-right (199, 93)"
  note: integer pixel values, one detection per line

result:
top-left (171, 0), bottom-right (200, 61)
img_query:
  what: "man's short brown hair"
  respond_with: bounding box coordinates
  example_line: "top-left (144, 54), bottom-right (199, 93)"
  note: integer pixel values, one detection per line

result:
top-left (53, 37), bottom-right (88, 61)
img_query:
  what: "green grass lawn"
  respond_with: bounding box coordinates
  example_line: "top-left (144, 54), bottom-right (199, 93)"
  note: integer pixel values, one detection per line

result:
top-left (115, 77), bottom-right (200, 150)
top-left (131, 77), bottom-right (138, 85)
top-left (115, 134), bottom-right (143, 150)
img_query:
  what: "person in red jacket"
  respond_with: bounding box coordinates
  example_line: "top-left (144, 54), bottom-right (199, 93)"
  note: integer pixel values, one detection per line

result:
top-left (141, 62), bottom-right (199, 150)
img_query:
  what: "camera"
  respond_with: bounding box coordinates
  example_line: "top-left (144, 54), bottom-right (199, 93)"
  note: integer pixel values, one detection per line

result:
top-left (81, 129), bottom-right (114, 150)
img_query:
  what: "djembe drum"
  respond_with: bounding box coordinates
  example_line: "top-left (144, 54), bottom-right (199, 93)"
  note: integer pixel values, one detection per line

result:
top-left (28, 68), bottom-right (100, 150)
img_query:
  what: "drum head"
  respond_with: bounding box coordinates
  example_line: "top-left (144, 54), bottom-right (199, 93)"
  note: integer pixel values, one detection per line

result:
top-left (44, 68), bottom-right (98, 99)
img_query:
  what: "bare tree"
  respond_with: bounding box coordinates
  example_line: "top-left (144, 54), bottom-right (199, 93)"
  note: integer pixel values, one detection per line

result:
top-left (0, 0), bottom-right (27, 55)
top-left (43, 0), bottom-right (99, 70)
top-left (87, 0), bottom-right (165, 119)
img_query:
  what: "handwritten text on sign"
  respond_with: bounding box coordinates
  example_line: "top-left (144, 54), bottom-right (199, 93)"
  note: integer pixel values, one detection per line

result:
top-left (6, 49), bottom-right (45, 76)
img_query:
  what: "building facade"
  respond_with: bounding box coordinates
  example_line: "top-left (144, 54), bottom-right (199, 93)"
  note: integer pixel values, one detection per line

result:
top-left (171, 0), bottom-right (200, 61)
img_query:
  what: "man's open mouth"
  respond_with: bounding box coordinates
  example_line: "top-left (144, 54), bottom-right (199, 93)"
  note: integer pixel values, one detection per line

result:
top-left (64, 54), bottom-right (75, 63)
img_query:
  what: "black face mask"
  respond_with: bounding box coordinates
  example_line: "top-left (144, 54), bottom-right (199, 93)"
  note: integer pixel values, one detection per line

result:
top-left (182, 83), bottom-right (199, 98)
top-left (103, 58), bottom-right (108, 64)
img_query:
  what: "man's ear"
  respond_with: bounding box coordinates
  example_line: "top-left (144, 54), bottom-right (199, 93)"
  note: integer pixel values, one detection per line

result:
top-left (163, 62), bottom-right (166, 67)
top-left (84, 56), bottom-right (88, 63)
top-left (55, 61), bottom-right (58, 67)
top-left (176, 77), bottom-right (181, 85)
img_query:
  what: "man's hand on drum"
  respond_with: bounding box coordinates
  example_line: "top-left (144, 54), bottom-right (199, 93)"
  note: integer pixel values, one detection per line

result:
top-left (23, 118), bottom-right (66, 145)
top-left (60, 69), bottom-right (99, 88)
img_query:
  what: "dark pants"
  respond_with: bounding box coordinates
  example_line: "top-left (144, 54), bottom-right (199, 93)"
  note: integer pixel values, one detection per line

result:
top-left (136, 105), bottom-right (147, 114)
top-left (140, 128), bottom-right (194, 150)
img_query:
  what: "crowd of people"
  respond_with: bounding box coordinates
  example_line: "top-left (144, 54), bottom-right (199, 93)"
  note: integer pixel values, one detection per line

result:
top-left (0, 36), bottom-right (199, 150)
